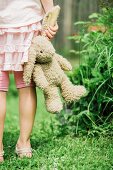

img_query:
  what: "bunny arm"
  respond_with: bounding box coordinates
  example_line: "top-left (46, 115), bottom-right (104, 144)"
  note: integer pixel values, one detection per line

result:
top-left (54, 53), bottom-right (72, 71)
top-left (23, 45), bottom-right (37, 85)
top-left (33, 64), bottom-right (49, 90)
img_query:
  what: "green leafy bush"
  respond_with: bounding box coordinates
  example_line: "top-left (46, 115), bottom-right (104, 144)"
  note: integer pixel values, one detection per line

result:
top-left (99, 0), bottom-right (113, 8)
top-left (55, 8), bottom-right (113, 136)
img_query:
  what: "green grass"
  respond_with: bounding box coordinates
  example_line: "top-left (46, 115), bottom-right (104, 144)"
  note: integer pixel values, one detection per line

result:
top-left (0, 76), bottom-right (113, 170)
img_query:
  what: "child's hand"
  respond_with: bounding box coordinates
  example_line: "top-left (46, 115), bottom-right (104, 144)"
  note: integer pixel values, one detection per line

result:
top-left (44, 23), bottom-right (59, 40)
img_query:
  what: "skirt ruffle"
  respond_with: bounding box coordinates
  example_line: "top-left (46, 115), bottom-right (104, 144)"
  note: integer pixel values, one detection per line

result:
top-left (0, 22), bottom-right (42, 71)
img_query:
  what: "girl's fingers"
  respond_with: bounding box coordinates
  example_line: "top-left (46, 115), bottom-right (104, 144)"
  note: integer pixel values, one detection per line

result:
top-left (47, 27), bottom-right (56, 36)
top-left (49, 23), bottom-right (59, 32)
top-left (45, 30), bottom-right (54, 39)
top-left (42, 24), bottom-right (59, 39)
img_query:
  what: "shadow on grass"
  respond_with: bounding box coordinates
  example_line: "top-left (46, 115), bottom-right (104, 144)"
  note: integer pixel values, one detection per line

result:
top-left (3, 131), bottom-right (19, 160)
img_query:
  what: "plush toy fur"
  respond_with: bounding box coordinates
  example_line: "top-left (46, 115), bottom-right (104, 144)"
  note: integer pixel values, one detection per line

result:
top-left (23, 6), bottom-right (86, 113)
top-left (23, 35), bottom-right (86, 113)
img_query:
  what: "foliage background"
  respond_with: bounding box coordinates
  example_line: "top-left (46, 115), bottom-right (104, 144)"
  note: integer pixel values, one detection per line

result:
top-left (54, 5), bottom-right (113, 136)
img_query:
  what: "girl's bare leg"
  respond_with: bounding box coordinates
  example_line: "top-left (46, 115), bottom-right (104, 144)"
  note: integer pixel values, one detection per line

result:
top-left (0, 91), bottom-right (7, 162)
top-left (17, 86), bottom-right (37, 158)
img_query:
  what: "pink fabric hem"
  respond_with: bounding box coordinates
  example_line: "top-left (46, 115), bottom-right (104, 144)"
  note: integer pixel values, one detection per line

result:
top-left (0, 22), bottom-right (42, 71)
top-left (0, 71), bottom-right (35, 91)
top-left (0, 45), bottom-right (31, 53)
top-left (0, 22), bottom-right (42, 35)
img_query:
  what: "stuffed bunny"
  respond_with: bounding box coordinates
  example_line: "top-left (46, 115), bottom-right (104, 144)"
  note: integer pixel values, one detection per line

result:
top-left (23, 35), bottom-right (86, 113)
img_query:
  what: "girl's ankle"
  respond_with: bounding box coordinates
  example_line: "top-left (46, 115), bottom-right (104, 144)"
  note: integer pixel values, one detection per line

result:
top-left (0, 143), bottom-right (4, 163)
top-left (0, 143), bottom-right (3, 152)
top-left (17, 138), bottom-right (31, 147)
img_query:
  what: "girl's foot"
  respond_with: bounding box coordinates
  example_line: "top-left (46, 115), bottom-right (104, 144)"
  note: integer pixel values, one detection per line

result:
top-left (0, 151), bottom-right (4, 163)
top-left (16, 139), bottom-right (32, 158)
top-left (0, 144), bottom-right (4, 163)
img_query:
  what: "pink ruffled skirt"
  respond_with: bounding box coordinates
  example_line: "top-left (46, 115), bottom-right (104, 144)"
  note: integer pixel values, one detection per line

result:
top-left (0, 22), bottom-right (42, 72)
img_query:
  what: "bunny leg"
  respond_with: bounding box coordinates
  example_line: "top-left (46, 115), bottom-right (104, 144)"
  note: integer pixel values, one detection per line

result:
top-left (60, 76), bottom-right (87, 103)
top-left (44, 86), bottom-right (63, 113)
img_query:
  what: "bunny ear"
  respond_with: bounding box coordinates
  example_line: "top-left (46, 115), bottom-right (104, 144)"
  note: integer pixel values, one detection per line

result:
top-left (23, 45), bottom-right (37, 85)
top-left (42, 5), bottom-right (60, 31)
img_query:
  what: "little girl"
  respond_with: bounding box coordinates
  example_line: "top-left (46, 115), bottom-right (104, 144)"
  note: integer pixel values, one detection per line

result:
top-left (0, 0), bottom-right (58, 162)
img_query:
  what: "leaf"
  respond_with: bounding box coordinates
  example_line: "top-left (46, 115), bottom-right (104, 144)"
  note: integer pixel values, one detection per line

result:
top-left (74, 21), bottom-right (91, 26)
top-left (89, 13), bottom-right (99, 19)
top-left (91, 69), bottom-right (103, 78)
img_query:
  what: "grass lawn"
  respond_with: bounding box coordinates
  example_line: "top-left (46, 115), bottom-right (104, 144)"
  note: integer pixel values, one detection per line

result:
top-left (0, 76), bottom-right (113, 170)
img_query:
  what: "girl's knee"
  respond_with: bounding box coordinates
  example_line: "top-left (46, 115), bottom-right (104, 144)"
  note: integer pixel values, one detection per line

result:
top-left (18, 86), bottom-right (36, 95)
top-left (0, 91), bottom-right (7, 97)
